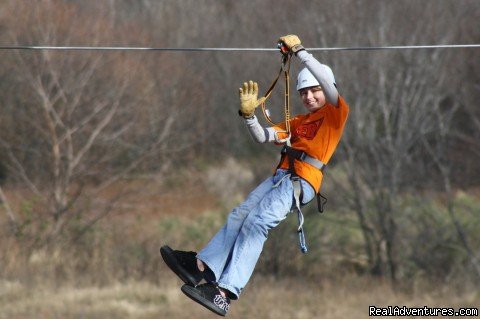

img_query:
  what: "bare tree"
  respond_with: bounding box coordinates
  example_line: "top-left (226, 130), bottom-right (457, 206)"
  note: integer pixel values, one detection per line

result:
top-left (420, 97), bottom-right (480, 281)
top-left (0, 0), bottom-right (183, 244)
top-left (324, 0), bottom-right (475, 284)
top-left (0, 0), bottom-right (478, 283)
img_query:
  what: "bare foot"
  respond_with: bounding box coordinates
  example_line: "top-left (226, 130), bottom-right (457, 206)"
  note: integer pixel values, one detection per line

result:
top-left (218, 288), bottom-right (227, 298)
top-left (196, 258), bottom-right (205, 272)
top-left (196, 259), bottom-right (227, 297)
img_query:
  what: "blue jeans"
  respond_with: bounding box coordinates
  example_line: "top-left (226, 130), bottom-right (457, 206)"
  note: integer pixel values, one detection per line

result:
top-left (197, 169), bottom-right (314, 299)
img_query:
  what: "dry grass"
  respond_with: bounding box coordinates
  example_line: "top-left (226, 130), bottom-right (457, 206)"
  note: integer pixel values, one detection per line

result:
top-left (1, 275), bottom-right (478, 319)
top-left (1, 167), bottom-right (479, 318)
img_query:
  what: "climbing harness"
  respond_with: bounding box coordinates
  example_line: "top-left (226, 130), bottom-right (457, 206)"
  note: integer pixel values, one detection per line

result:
top-left (261, 42), bottom-right (328, 253)
top-left (278, 145), bottom-right (328, 253)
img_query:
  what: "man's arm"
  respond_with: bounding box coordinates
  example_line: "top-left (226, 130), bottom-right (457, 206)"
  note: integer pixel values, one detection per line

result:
top-left (244, 115), bottom-right (276, 143)
top-left (296, 50), bottom-right (339, 107)
top-left (279, 34), bottom-right (339, 107)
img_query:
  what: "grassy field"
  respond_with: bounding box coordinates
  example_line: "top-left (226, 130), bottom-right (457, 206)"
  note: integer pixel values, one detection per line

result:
top-left (1, 167), bottom-right (479, 318)
top-left (1, 274), bottom-right (478, 319)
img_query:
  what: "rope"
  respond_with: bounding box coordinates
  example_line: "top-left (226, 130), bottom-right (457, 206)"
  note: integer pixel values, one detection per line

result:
top-left (283, 56), bottom-right (291, 136)
top-left (259, 52), bottom-right (292, 140)
top-left (0, 44), bottom-right (479, 52)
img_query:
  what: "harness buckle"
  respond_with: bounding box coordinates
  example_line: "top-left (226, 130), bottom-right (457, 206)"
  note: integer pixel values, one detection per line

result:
top-left (299, 152), bottom-right (307, 161)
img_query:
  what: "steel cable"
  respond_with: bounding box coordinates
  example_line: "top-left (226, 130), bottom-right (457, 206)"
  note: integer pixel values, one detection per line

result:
top-left (0, 44), bottom-right (479, 52)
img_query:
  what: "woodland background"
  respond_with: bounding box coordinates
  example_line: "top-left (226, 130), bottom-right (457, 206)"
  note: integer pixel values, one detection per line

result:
top-left (0, 1), bottom-right (479, 318)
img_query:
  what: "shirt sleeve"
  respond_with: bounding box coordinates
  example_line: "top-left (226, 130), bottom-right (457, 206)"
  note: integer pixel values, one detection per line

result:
top-left (329, 95), bottom-right (350, 129)
top-left (244, 115), bottom-right (269, 143)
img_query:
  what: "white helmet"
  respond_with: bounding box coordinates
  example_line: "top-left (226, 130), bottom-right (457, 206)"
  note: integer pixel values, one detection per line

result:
top-left (296, 66), bottom-right (336, 91)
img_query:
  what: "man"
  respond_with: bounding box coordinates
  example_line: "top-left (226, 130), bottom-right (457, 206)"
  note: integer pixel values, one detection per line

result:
top-left (160, 34), bottom-right (349, 316)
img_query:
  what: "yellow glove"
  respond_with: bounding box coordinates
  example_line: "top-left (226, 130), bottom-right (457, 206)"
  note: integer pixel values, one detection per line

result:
top-left (239, 80), bottom-right (264, 118)
top-left (279, 34), bottom-right (305, 54)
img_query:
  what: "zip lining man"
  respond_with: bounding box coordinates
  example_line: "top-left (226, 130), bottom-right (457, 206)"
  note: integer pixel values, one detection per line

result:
top-left (160, 34), bottom-right (349, 316)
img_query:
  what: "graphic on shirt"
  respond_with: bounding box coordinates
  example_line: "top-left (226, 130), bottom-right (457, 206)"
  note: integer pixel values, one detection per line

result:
top-left (295, 118), bottom-right (324, 140)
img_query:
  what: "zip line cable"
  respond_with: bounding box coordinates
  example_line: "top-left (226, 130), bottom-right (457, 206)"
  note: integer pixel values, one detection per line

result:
top-left (0, 44), bottom-right (479, 52)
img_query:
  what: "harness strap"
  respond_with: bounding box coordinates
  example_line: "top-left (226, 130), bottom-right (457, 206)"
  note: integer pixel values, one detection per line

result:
top-left (278, 146), bottom-right (328, 253)
top-left (280, 145), bottom-right (326, 174)
top-left (292, 177), bottom-right (308, 253)
top-left (271, 172), bottom-right (307, 253)
top-left (260, 54), bottom-right (292, 132)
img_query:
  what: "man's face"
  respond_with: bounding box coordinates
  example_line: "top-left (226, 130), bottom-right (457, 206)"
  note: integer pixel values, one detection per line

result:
top-left (299, 86), bottom-right (326, 112)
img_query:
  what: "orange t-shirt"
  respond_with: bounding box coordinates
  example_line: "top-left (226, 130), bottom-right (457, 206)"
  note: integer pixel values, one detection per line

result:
top-left (272, 95), bottom-right (349, 192)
